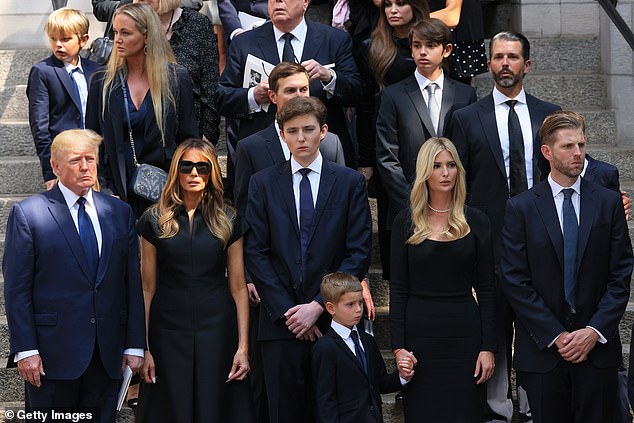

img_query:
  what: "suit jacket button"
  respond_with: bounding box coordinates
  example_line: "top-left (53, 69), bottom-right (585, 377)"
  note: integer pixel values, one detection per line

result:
top-left (90, 318), bottom-right (95, 324)
top-left (296, 258), bottom-right (301, 264)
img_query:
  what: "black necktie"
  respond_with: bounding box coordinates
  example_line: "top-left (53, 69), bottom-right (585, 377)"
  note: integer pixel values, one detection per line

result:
top-left (282, 33), bottom-right (296, 63)
top-left (506, 100), bottom-right (527, 196)
top-left (350, 330), bottom-right (367, 373)
top-left (299, 168), bottom-right (314, 257)
top-left (562, 188), bottom-right (578, 310)
top-left (77, 197), bottom-right (99, 281)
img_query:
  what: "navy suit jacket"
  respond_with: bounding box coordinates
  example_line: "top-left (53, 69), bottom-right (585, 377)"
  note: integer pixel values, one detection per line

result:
top-left (217, 20), bottom-right (363, 165)
top-left (584, 154), bottom-right (620, 192)
top-left (244, 159), bottom-right (372, 340)
top-left (2, 186), bottom-right (146, 380)
top-left (217, 0), bottom-right (268, 42)
top-left (27, 55), bottom-right (101, 181)
top-left (449, 93), bottom-right (561, 262)
top-left (234, 123), bottom-right (345, 217)
top-left (500, 179), bottom-right (632, 373)
top-left (312, 328), bottom-right (401, 423)
top-left (376, 73), bottom-right (477, 225)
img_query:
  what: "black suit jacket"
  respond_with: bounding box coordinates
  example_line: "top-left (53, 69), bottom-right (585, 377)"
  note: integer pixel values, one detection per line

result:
top-left (244, 159), bottom-right (372, 340)
top-left (501, 179), bottom-right (632, 373)
top-left (217, 20), bottom-right (363, 165)
top-left (27, 55), bottom-right (101, 181)
top-left (312, 327), bottom-right (402, 423)
top-left (234, 124), bottom-right (345, 217)
top-left (376, 74), bottom-right (477, 225)
top-left (3, 186), bottom-right (146, 379)
top-left (85, 64), bottom-right (199, 201)
top-left (449, 93), bottom-right (561, 261)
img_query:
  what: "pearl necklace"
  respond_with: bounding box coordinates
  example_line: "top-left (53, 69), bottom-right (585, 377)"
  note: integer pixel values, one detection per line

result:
top-left (427, 202), bottom-right (451, 213)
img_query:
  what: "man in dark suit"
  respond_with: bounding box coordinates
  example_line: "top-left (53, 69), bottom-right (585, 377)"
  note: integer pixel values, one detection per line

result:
top-left (376, 19), bottom-right (477, 227)
top-left (217, 0), bottom-right (268, 43)
top-left (28, 7), bottom-right (101, 189)
top-left (501, 110), bottom-right (632, 423)
top-left (449, 31), bottom-right (561, 421)
top-left (3, 129), bottom-right (146, 422)
top-left (245, 97), bottom-right (372, 423)
top-left (217, 0), bottom-right (363, 168)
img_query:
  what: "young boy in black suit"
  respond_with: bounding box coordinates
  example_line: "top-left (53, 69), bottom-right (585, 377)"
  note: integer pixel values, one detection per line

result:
top-left (312, 272), bottom-right (416, 423)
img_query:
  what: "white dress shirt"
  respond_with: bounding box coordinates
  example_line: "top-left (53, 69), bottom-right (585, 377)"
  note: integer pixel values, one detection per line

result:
top-left (414, 70), bottom-right (445, 122)
top-left (276, 121), bottom-right (291, 160)
top-left (546, 175), bottom-right (606, 345)
top-left (493, 87), bottom-right (535, 190)
top-left (291, 153), bottom-right (322, 225)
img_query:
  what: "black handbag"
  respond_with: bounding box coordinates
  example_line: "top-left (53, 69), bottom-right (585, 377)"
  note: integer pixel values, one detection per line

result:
top-left (85, 20), bottom-right (114, 65)
top-left (120, 74), bottom-right (167, 203)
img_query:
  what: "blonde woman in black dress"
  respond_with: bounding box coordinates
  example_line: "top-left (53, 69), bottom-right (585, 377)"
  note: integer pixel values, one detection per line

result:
top-left (390, 137), bottom-right (496, 422)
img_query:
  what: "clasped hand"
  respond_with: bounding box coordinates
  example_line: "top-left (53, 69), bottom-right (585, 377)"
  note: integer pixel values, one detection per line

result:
top-left (555, 328), bottom-right (599, 363)
top-left (284, 301), bottom-right (324, 341)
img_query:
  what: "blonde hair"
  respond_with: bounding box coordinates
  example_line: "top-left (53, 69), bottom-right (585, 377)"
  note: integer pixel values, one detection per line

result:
top-left (407, 137), bottom-right (470, 244)
top-left (45, 7), bottom-right (89, 39)
top-left (102, 3), bottom-right (176, 146)
top-left (154, 139), bottom-right (233, 247)
top-left (51, 129), bottom-right (102, 162)
top-left (320, 272), bottom-right (363, 304)
top-left (369, 0), bottom-right (429, 90)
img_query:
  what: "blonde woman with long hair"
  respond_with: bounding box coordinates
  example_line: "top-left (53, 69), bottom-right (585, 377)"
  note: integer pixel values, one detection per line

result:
top-left (135, 138), bottom-right (254, 422)
top-left (85, 2), bottom-right (199, 218)
top-left (389, 137), bottom-right (496, 422)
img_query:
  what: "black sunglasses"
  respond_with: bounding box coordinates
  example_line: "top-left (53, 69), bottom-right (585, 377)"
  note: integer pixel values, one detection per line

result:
top-left (178, 160), bottom-right (212, 175)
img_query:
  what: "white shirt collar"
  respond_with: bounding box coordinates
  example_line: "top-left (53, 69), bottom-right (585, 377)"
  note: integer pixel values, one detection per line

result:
top-left (547, 174), bottom-right (581, 198)
top-left (330, 319), bottom-right (360, 340)
top-left (64, 56), bottom-right (84, 74)
top-left (275, 121), bottom-right (291, 160)
top-left (57, 181), bottom-right (95, 209)
top-left (581, 157), bottom-right (589, 177)
top-left (414, 69), bottom-right (445, 91)
top-left (291, 152), bottom-right (322, 175)
top-left (273, 18), bottom-right (308, 44)
top-left (493, 86), bottom-right (527, 107)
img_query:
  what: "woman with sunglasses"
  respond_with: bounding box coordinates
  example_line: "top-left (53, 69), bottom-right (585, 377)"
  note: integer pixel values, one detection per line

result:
top-left (135, 138), bottom-right (254, 422)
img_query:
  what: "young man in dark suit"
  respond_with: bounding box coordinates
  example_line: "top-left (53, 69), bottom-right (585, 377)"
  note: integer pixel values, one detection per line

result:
top-left (312, 272), bottom-right (414, 423)
top-left (501, 111), bottom-right (633, 423)
top-left (376, 18), bottom-right (477, 228)
top-left (3, 129), bottom-right (146, 422)
top-left (245, 96), bottom-right (372, 423)
top-left (28, 8), bottom-right (100, 189)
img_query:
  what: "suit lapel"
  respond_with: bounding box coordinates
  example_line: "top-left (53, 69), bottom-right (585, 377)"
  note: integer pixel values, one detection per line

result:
top-left (93, 193), bottom-right (112, 287)
top-left (405, 75), bottom-right (437, 137)
top-left (330, 330), bottom-right (368, 377)
top-left (301, 20), bottom-right (324, 62)
top-left (276, 162), bottom-right (301, 239)
top-left (264, 125), bottom-right (286, 163)
top-left (46, 186), bottom-right (93, 283)
top-left (576, 179), bottom-right (596, 270)
top-left (256, 23), bottom-right (282, 65)
top-left (533, 182), bottom-right (564, 270)
top-left (306, 160), bottom-right (336, 247)
top-left (527, 95), bottom-right (544, 181)
top-left (54, 63), bottom-right (81, 115)
top-left (438, 78), bottom-right (456, 136)
top-left (479, 95), bottom-right (507, 181)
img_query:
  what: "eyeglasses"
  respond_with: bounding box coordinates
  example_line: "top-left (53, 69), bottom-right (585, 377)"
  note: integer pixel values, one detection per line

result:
top-left (178, 160), bottom-right (212, 175)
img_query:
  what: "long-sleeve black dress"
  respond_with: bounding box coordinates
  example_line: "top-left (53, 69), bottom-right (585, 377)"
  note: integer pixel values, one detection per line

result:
top-left (390, 206), bottom-right (497, 422)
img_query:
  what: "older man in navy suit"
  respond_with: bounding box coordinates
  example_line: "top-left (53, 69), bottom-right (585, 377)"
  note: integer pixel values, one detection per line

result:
top-left (3, 129), bottom-right (145, 422)
top-left (245, 97), bottom-right (371, 423)
top-left (501, 111), bottom-right (633, 423)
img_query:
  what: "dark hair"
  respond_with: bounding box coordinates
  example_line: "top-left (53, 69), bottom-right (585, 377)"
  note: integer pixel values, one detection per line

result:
top-left (539, 111), bottom-right (586, 147)
top-left (268, 62), bottom-right (310, 93)
top-left (409, 18), bottom-right (452, 48)
top-left (489, 31), bottom-right (531, 61)
top-left (276, 96), bottom-right (327, 129)
top-left (321, 272), bottom-right (363, 304)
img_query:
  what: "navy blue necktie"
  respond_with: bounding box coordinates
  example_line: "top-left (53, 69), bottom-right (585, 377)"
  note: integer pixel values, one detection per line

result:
top-left (350, 330), bottom-right (367, 374)
top-left (299, 168), bottom-right (314, 257)
top-left (506, 100), bottom-right (527, 197)
top-left (77, 197), bottom-right (99, 282)
top-left (562, 188), bottom-right (578, 310)
top-left (69, 67), bottom-right (84, 128)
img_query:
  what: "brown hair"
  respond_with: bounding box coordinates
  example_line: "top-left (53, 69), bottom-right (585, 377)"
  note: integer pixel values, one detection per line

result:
top-left (268, 62), bottom-right (309, 93)
top-left (321, 272), bottom-right (363, 304)
top-left (409, 18), bottom-right (452, 48)
top-left (276, 96), bottom-right (327, 129)
top-left (539, 111), bottom-right (586, 147)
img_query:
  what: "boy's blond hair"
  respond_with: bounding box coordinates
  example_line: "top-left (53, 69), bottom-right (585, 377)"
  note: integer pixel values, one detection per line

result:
top-left (321, 272), bottom-right (363, 305)
top-left (45, 8), bottom-right (89, 40)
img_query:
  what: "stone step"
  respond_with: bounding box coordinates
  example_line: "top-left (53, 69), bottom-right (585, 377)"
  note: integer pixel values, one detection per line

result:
top-left (587, 145), bottom-right (634, 181)
top-left (0, 402), bottom-right (136, 423)
top-left (474, 73), bottom-right (607, 109)
top-left (0, 121), bottom-right (34, 157)
top-left (0, 49), bottom-right (48, 88)
top-left (0, 85), bottom-right (26, 121)
top-left (0, 157), bottom-right (43, 195)
top-left (528, 37), bottom-right (600, 74)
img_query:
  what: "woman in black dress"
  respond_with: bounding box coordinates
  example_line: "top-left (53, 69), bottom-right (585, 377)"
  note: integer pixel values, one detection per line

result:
top-left (135, 138), bottom-right (254, 422)
top-left (390, 137), bottom-right (496, 422)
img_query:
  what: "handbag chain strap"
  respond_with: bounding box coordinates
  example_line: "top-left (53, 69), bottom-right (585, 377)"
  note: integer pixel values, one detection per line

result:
top-left (119, 72), bottom-right (140, 168)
